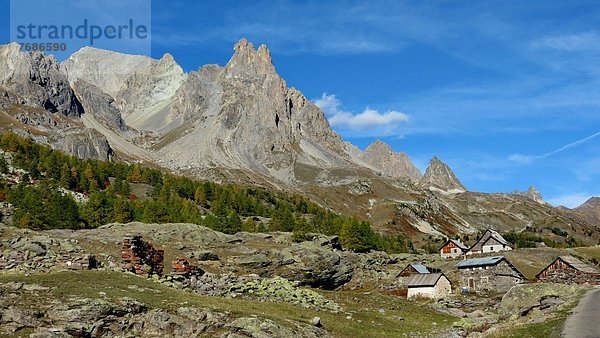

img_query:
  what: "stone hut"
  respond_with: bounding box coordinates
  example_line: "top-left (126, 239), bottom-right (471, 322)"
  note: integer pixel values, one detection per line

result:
top-left (468, 229), bottom-right (513, 255)
top-left (406, 273), bottom-right (452, 299)
top-left (439, 239), bottom-right (469, 259)
top-left (536, 255), bottom-right (600, 285)
top-left (456, 256), bottom-right (526, 293)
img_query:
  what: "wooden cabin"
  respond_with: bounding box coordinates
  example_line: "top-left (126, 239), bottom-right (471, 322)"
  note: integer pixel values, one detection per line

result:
top-left (536, 255), bottom-right (600, 285)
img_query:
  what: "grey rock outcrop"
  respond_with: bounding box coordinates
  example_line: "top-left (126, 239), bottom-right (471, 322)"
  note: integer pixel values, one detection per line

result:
top-left (71, 79), bottom-right (127, 132)
top-left (0, 43), bottom-right (83, 117)
top-left (54, 128), bottom-right (113, 161)
top-left (61, 47), bottom-right (152, 98)
top-left (420, 156), bottom-right (466, 192)
top-left (279, 240), bottom-right (353, 289)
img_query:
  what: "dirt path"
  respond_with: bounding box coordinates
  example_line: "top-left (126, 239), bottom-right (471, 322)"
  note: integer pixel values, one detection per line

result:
top-left (562, 288), bottom-right (600, 338)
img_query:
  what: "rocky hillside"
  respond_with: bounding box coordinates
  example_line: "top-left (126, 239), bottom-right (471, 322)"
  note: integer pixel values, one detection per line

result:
top-left (0, 39), bottom-right (598, 243)
top-left (0, 222), bottom-right (459, 337)
top-left (574, 197), bottom-right (600, 226)
top-left (0, 221), bottom-right (597, 337)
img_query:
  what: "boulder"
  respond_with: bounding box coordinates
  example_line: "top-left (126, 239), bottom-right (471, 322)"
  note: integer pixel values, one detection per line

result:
top-left (194, 250), bottom-right (220, 261)
top-left (280, 241), bottom-right (353, 289)
top-left (234, 254), bottom-right (272, 269)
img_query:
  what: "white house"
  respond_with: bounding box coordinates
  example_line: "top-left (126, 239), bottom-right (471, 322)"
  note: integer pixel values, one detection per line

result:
top-left (406, 273), bottom-right (452, 299)
top-left (468, 229), bottom-right (512, 255)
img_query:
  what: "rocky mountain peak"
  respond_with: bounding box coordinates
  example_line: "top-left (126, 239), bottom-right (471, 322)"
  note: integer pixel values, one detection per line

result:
top-left (526, 185), bottom-right (544, 204)
top-left (354, 139), bottom-right (422, 181)
top-left (226, 38), bottom-right (275, 76)
top-left (420, 156), bottom-right (466, 192)
top-left (365, 139), bottom-right (391, 153)
top-left (511, 185), bottom-right (545, 204)
top-left (61, 47), bottom-right (153, 98)
top-left (160, 52), bottom-right (176, 63)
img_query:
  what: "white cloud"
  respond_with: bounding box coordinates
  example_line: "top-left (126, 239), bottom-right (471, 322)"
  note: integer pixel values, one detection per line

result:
top-left (328, 108), bottom-right (409, 129)
top-left (509, 131), bottom-right (600, 165)
top-left (508, 154), bottom-right (535, 165)
top-left (313, 93), bottom-right (410, 136)
top-left (547, 192), bottom-right (595, 209)
top-left (313, 93), bottom-right (343, 117)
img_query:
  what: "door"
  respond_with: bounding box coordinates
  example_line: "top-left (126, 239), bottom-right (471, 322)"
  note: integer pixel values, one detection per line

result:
top-left (468, 277), bottom-right (475, 289)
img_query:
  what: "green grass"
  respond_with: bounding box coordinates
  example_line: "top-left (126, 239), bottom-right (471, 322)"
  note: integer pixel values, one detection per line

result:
top-left (489, 317), bottom-right (565, 338)
top-left (574, 246), bottom-right (600, 261)
top-left (0, 270), bottom-right (456, 337)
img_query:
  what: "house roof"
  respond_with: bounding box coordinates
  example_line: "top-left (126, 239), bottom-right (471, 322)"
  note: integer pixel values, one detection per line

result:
top-left (536, 255), bottom-right (600, 277)
top-left (440, 239), bottom-right (469, 251)
top-left (409, 264), bottom-right (430, 274)
top-left (406, 273), bottom-right (448, 287)
top-left (470, 229), bottom-right (512, 251)
top-left (455, 256), bottom-right (505, 268)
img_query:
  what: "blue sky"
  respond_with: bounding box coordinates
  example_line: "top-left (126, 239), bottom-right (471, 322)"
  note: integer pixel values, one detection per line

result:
top-left (1, 0), bottom-right (599, 207)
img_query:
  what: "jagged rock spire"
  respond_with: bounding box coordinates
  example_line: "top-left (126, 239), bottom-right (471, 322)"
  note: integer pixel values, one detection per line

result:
top-left (226, 38), bottom-right (275, 76)
top-left (420, 156), bottom-right (466, 192)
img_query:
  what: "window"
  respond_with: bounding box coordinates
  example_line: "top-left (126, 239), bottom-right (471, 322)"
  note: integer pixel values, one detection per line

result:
top-left (481, 276), bottom-right (489, 284)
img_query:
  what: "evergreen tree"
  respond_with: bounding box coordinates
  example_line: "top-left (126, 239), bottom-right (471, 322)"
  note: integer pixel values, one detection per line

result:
top-left (222, 210), bottom-right (242, 234)
top-left (113, 196), bottom-right (133, 223)
top-left (201, 214), bottom-right (219, 230)
top-left (140, 199), bottom-right (168, 223)
top-left (0, 156), bottom-right (8, 174)
top-left (271, 208), bottom-right (296, 232)
top-left (242, 218), bottom-right (257, 232)
top-left (129, 164), bottom-right (142, 183)
top-left (10, 184), bottom-right (80, 230)
top-left (194, 186), bottom-right (207, 206)
top-left (80, 191), bottom-right (115, 227)
top-left (59, 163), bottom-right (73, 189)
top-left (339, 220), bottom-right (377, 253)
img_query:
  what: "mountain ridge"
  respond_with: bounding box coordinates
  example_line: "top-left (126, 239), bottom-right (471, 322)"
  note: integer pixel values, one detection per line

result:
top-left (0, 39), bottom-right (597, 245)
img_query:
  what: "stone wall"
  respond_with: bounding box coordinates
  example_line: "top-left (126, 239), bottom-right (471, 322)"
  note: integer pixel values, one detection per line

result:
top-left (538, 268), bottom-right (599, 285)
top-left (121, 236), bottom-right (164, 277)
top-left (458, 261), bottom-right (524, 293)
